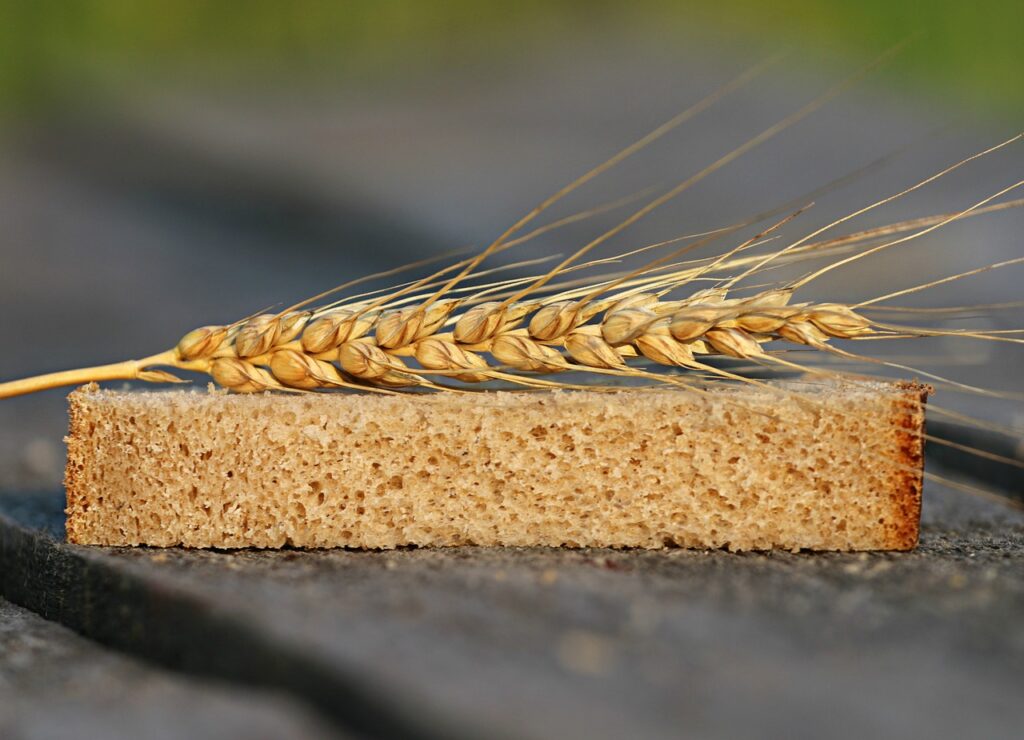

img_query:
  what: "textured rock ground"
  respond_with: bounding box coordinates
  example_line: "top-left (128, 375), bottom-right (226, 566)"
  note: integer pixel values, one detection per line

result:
top-left (2, 489), bottom-right (1023, 740)
top-left (0, 598), bottom-right (342, 740)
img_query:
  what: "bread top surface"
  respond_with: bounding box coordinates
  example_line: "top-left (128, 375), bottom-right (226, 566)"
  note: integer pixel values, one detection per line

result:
top-left (69, 379), bottom-right (928, 410)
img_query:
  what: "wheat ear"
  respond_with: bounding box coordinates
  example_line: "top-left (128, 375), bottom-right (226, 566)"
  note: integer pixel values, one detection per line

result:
top-left (0, 61), bottom-right (1020, 400)
top-left (2, 167), bottom-right (1021, 399)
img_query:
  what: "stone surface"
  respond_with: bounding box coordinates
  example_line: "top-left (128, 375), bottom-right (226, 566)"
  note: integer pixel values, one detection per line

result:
top-left (2, 489), bottom-right (1023, 740)
top-left (0, 597), bottom-right (343, 740)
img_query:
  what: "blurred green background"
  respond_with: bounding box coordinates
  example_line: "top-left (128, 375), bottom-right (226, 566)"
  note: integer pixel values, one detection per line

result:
top-left (1, 0), bottom-right (1022, 117)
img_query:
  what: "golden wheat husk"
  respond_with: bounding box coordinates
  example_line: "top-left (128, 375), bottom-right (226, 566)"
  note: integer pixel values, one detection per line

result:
top-left (1, 161), bottom-right (1021, 400)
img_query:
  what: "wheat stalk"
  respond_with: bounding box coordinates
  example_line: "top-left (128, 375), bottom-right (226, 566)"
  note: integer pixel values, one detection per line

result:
top-left (1, 163), bottom-right (1020, 401)
top-left (0, 44), bottom-right (1021, 406)
top-left (0, 209), bottom-right (1006, 400)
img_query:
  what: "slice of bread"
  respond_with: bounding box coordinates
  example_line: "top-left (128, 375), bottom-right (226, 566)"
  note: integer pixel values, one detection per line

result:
top-left (64, 381), bottom-right (927, 551)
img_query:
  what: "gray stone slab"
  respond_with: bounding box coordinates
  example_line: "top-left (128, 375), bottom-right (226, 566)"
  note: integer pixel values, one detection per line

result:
top-left (0, 597), bottom-right (343, 740)
top-left (2, 490), bottom-right (1023, 740)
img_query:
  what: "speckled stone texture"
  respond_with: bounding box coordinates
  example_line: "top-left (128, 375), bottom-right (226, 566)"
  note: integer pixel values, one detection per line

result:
top-left (2, 489), bottom-right (1023, 740)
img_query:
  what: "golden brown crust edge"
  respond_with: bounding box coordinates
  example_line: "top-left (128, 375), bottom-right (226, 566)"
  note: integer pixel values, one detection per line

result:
top-left (886, 382), bottom-right (930, 551)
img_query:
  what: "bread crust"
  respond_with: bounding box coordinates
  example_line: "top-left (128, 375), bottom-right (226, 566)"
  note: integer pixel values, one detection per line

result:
top-left (886, 382), bottom-right (930, 550)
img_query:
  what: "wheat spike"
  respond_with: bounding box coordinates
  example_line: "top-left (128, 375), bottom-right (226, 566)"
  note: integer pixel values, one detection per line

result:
top-left (1, 178), bottom-right (1020, 400)
top-left (0, 49), bottom-right (1020, 404)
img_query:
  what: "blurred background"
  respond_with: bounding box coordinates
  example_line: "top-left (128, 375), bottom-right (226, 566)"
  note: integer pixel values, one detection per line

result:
top-left (1, 1), bottom-right (1022, 490)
